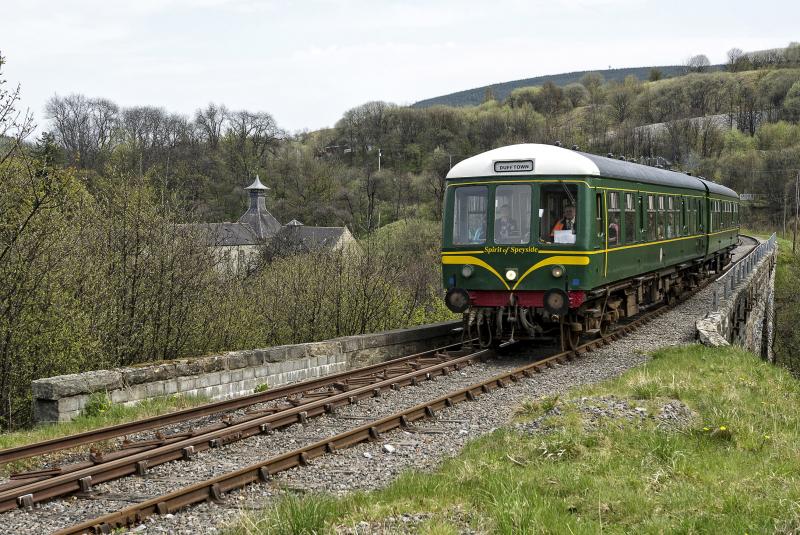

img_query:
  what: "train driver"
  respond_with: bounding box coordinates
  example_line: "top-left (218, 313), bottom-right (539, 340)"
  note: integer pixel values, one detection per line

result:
top-left (551, 204), bottom-right (577, 234)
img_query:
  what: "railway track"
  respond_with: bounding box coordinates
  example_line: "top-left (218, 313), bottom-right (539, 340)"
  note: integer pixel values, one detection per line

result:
top-left (0, 341), bottom-right (478, 466)
top-left (0, 342), bottom-right (490, 512)
top-left (54, 303), bottom-right (672, 535)
top-left (3, 235), bottom-right (767, 534)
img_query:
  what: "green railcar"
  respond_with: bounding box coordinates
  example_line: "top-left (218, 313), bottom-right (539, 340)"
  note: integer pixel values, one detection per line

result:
top-left (442, 144), bottom-right (739, 349)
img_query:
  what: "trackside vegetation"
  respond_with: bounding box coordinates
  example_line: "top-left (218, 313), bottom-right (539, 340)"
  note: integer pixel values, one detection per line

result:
top-left (0, 393), bottom-right (209, 476)
top-left (228, 345), bottom-right (800, 534)
top-left (773, 234), bottom-right (800, 375)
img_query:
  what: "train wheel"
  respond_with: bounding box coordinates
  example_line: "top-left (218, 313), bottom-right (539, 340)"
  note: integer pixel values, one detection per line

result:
top-left (599, 320), bottom-right (612, 337)
top-left (561, 317), bottom-right (580, 351)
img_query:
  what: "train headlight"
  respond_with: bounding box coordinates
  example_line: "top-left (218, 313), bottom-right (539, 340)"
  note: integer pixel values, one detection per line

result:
top-left (505, 268), bottom-right (518, 281)
top-left (461, 264), bottom-right (474, 278)
top-left (445, 288), bottom-right (471, 313)
top-left (551, 265), bottom-right (565, 278)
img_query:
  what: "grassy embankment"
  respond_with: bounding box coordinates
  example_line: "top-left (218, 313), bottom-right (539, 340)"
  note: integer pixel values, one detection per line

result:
top-left (772, 233), bottom-right (800, 375)
top-left (229, 344), bottom-right (800, 534)
top-left (0, 394), bottom-right (208, 475)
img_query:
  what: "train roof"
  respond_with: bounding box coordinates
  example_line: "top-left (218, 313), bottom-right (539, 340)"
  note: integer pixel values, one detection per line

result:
top-left (446, 144), bottom-right (738, 199)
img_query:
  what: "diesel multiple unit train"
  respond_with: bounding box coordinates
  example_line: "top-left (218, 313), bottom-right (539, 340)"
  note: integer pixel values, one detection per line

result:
top-left (442, 143), bottom-right (740, 349)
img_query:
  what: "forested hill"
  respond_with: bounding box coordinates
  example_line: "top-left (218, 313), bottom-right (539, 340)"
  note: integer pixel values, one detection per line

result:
top-left (412, 65), bottom-right (708, 108)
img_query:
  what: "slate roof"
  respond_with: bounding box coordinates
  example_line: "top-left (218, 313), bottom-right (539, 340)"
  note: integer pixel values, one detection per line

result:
top-left (190, 177), bottom-right (352, 251)
top-left (273, 225), bottom-right (348, 251)
top-left (196, 223), bottom-right (260, 246)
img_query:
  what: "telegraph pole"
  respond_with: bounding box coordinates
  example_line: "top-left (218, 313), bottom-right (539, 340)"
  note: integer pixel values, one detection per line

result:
top-left (377, 148), bottom-right (382, 172)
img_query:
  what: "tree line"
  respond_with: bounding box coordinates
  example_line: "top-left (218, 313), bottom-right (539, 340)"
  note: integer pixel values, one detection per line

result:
top-left (4, 43), bottom-right (800, 427)
top-left (0, 53), bottom-right (450, 429)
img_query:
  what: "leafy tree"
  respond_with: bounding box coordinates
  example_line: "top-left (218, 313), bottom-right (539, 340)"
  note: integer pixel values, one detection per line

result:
top-left (648, 68), bottom-right (663, 82)
top-left (784, 81), bottom-right (800, 122)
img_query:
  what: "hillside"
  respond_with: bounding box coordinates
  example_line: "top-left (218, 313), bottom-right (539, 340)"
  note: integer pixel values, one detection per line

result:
top-left (412, 64), bottom-right (712, 108)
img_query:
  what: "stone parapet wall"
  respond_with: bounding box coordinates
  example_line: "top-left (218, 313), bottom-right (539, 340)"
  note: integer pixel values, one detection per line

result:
top-left (32, 321), bottom-right (461, 424)
top-left (696, 241), bottom-right (777, 358)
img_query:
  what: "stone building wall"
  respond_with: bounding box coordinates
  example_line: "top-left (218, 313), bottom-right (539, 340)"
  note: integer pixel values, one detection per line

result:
top-left (32, 321), bottom-right (461, 424)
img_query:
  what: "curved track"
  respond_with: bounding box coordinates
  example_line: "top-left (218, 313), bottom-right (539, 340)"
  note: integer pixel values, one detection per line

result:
top-left (2, 234), bottom-right (766, 534)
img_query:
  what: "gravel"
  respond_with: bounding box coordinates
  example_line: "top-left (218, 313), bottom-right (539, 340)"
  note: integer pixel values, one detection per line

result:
top-left (515, 396), bottom-right (697, 436)
top-left (0, 242), bottom-right (750, 534)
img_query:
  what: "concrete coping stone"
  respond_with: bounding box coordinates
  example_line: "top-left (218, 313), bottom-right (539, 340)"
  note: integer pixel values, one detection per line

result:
top-left (32, 321), bottom-right (461, 400)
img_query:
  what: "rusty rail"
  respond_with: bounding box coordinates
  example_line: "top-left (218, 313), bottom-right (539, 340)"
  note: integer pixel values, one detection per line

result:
top-left (0, 339), bottom-right (469, 466)
top-left (52, 306), bottom-right (669, 535)
top-left (0, 347), bottom-right (489, 513)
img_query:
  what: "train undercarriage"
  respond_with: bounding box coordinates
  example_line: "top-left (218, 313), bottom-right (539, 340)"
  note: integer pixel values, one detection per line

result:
top-left (460, 248), bottom-right (734, 351)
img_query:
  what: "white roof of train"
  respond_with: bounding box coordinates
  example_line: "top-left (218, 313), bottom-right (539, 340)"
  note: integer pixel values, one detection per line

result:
top-left (446, 143), bottom-right (738, 198)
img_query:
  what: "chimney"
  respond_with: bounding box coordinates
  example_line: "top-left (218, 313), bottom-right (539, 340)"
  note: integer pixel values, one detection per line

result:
top-left (245, 174), bottom-right (269, 214)
top-left (239, 174), bottom-right (282, 240)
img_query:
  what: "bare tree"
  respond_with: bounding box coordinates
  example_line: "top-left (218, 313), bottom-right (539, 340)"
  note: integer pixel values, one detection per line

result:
top-left (685, 54), bottom-right (711, 73)
top-left (0, 54), bottom-right (34, 168)
top-left (194, 103), bottom-right (228, 149)
top-left (224, 110), bottom-right (283, 178)
top-left (45, 94), bottom-right (118, 169)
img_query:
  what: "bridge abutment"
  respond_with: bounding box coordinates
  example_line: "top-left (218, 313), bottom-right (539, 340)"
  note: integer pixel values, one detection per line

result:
top-left (696, 236), bottom-right (777, 359)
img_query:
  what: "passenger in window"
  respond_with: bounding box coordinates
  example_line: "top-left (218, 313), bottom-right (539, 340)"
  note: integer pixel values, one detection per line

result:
top-left (608, 220), bottom-right (619, 245)
top-left (495, 204), bottom-right (518, 240)
top-left (552, 205), bottom-right (576, 234)
top-left (468, 218), bottom-right (486, 243)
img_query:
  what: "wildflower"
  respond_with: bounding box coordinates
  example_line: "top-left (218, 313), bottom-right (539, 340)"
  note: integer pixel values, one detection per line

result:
top-left (764, 434), bottom-right (771, 440)
top-left (703, 427), bottom-right (710, 431)
top-left (719, 426), bottom-right (727, 431)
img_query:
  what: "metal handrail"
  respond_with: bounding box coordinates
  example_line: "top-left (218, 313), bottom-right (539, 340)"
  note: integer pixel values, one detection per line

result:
top-left (711, 233), bottom-right (777, 310)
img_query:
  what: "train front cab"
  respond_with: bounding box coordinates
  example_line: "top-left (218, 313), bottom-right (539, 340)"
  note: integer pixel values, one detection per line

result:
top-left (442, 178), bottom-right (597, 317)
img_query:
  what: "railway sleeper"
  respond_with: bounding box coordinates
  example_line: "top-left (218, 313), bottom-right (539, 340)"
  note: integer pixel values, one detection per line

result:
top-left (209, 433), bottom-right (242, 448)
top-left (0, 350), bottom-right (489, 513)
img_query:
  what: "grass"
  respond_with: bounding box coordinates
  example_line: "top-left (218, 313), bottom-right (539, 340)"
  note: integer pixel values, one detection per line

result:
top-left (768, 232), bottom-right (800, 376)
top-left (0, 393), bottom-right (209, 475)
top-left (228, 344), bottom-right (800, 534)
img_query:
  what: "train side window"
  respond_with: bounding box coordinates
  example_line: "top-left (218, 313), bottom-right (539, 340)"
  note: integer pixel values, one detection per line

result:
top-left (494, 185), bottom-right (531, 245)
top-left (666, 196), bottom-right (675, 239)
top-left (608, 192), bottom-right (620, 246)
top-left (540, 184), bottom-right (578, 244)
top-left (680, 197), bottom-right (687, 236)
top-left (709, 201), bottom-right (714, 232)
top-left (697, 200), bottom-right (703, 232)
top-left (595, 193), bottom-right (604, 240)
top-left (647, 195), bottom-right (656, 241)
top-left (452, 186), bottom-right (488, 245)
top-left (624, 193), bottom-right (636, 243)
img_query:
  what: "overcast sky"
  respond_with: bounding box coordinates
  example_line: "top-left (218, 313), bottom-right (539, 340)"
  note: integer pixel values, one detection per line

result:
top-left (1, 0), bottom-right (798, 134)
